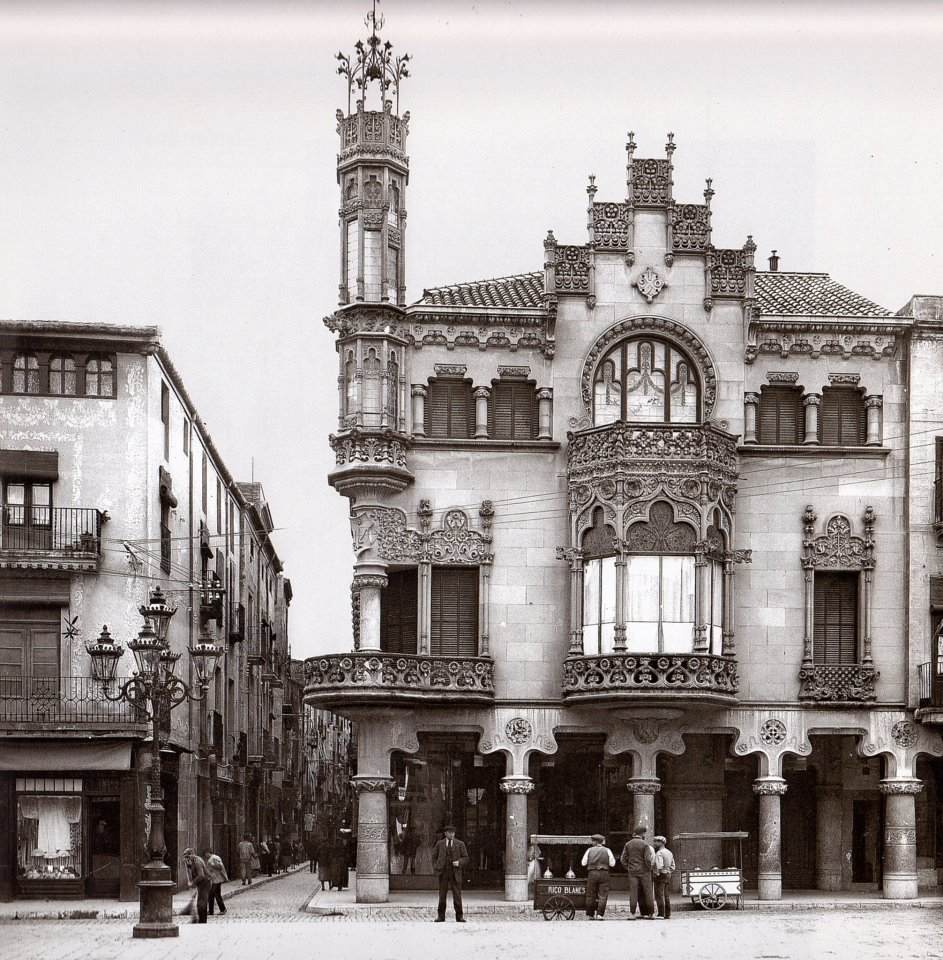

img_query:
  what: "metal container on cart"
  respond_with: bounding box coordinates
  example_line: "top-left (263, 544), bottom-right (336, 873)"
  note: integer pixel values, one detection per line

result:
top-left (674, 831), bottom-right (748, 910)
top-left (530, 834), bottom-right (593, 920)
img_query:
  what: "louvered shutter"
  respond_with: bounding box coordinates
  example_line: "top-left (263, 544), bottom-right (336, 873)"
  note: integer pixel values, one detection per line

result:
top-left (489, 382), bottom-right (537, 440)
top-left (380, 569), bottom-right (418, 654)
top-left (430, 567), bottom-right (479, 656)
top-left (821, 389), bottom-right (865, 445)
top-left (424, 380), bottom-right (473, 438)
top-left (758, 387), bottom-right (802, 444)
top-left (813, 571), bottom-right (858, 665)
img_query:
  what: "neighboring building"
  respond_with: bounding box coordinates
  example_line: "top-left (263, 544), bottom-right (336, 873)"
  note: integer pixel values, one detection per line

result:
top-left (306, 14), bottom-right (943, 904)
top-left (299, 694), bottom-right (354, 846)
top-left (0, 320), bottom-right (290, 900)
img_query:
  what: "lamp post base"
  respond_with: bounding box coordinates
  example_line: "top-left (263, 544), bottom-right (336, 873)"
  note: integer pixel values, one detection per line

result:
top-left (133, 863), bottom-right (178, 938)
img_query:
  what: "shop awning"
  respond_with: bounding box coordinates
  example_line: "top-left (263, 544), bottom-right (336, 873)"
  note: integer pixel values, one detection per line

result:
top-left (0, 740), bottom-right (132, 771)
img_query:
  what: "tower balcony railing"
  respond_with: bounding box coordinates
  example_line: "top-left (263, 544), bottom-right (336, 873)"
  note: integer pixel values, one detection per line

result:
top-left (0, 675), bottom-right (149, 732)
top-left (303, 651), bottom-right (495, 709)
top-left (0, 507), bottom-right (105, 572)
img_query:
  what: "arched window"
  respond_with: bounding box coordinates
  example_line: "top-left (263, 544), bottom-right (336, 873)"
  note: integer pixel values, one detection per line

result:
top-left (388, 182), bottom-right (400, 227)
top-left (49, 355), bottom-right (76, 396)
top-left (13, 354), bottom-right (39, 394)
top-left (85, 356), bottom-right (114, 397)
top-left (344, 350), bottom-right (357, 419)
top-left (387, 351), bottom-right (399, 424)
top-left (361, 348), bottom-right (381, 426)
top-left (592, 336), bottom-right (700, 426)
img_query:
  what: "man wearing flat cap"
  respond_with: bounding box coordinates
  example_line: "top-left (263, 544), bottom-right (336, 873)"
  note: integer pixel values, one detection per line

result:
top-left (183, 847), bottom-right (213, 924)
top-left (432, 824), bottom-right (469, 922)
top-left (581, 833), bottom-right (616, 920)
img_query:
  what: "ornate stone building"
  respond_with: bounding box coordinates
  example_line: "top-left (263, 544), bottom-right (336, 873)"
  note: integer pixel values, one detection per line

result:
top-left (306, 13), bottom-right (943, 902)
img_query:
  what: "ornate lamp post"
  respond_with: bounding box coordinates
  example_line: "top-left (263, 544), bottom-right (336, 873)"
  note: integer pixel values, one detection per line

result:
top-left (87, 587), bottom-right (224, 939)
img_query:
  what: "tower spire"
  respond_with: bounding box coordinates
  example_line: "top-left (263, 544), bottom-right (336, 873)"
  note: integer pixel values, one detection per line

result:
top-left (336, 2), bottom-right (411, 114)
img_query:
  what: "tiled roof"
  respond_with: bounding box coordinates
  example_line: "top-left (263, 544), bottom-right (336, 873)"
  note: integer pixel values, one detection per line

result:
top-left (755, 271), bottom-right (891, 318)
top-left (417, 272), bottom-right (545, 309)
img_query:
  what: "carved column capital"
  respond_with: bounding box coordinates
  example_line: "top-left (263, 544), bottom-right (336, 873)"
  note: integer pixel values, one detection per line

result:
top-left (352, 573), bottom-right (388, 592)
top-left (500, 776), bottom-right (535, 795)
top-left (802, 393), bottom-right (822, 407)
top-left (625, 777), bottom-right (661, 795)
top-left (351, 775), bottom-right (396, 794)
top-left (536, 387), bottom-right (553, 401)
top-left (753, 776), bottom-right (788, 797)
top-left (879, 778), bottom-right (923, 796)
top-left (863, 395), bottom-right (884, 409)
top-left (473, 386), bottom-right (491, 400)
top-left (411, 384), bottom-right (427, 398)
top-left (743, 391), bottom-right (761, 405)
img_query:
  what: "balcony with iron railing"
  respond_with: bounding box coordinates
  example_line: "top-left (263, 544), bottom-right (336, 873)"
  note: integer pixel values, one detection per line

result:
top-left (0, 675), bottom-right (149, 733)
top-left (0, 507), bottom-right (106, 572)
top-left (917, 661), bottom-right (943, 724)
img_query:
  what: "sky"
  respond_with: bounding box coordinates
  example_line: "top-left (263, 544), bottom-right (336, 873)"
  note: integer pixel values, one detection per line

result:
top-left (1, 0), bottom-right (941, 658)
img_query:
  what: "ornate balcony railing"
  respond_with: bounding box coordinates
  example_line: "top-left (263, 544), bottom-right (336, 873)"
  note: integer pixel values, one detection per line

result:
top-left (797, 663), bottom-right (878, 703)
top-left (0, 507), bottom-right (105, 572)
top-left (562, 653), bottom-right (738, 704)
top-left (303, 652), bottom-right (495, 707)
top-left (0, 675), bottom-right (147, 728)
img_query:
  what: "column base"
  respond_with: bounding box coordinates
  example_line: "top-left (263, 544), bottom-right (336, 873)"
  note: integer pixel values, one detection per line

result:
top-left (133, 922), bottom-right (180, 939)
top-left (757, 874), bottom-right (781, 900)
top-left (504, 874), bottom-right (528, 902)
top-left (356, 874), bottom-right (389, 903)
top-left (815, 870), bottom-right (842, 892)
top-left (882, 874), bottom-right (918, 900)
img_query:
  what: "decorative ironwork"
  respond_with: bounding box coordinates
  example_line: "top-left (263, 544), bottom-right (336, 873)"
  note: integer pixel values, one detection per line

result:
top-left (0, 506), bottom-right (105, 571)
top-left (561, 653), bottom-right (738, 701)
top-left (0, 676), bottom-right (147, 725)
top-left (335, 3), bottom-right (411, 113)
top-left (593, 202), bottom-right (630, 250)
top-left (555, 245), bottom-right (591, 294)
top-left (797, 664), bottom-right (878, 702)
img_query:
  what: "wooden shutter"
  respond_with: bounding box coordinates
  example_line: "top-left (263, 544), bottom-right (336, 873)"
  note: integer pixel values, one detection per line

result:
top-left (380, 569), bottom-right (418, 654)
top-left (424, 380), bottom-right (474, 438)
top-left (758, 386), bottom-right (802, 444)
top-left (488, 382), bottom-right (537, 440)
top-left (813, 571), bottom-right (858, 665)
top-left (821, 388), bottom-right (865, 445)
top-left (430, 567), bottom-right (479, 657)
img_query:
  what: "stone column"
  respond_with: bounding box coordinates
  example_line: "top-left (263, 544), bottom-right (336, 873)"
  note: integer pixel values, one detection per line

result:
top-left (479, 562), bottom-right (491, 656)
top-left (417, 560), bottom-right (431, 655)
top-left (613, 551), bottom-right (627, 652)
top-left (536, 388), bottom-right (553, 440)
top-left (753, 777), bottom-right (787, 900)
top-left (626, 778), bottom-right (660, 833)
top-left (879, 778), bottom-right (923, 899)
top-left (500, 777), bottom-right (534, 902)
top-left (411, 385), bottom-right (426, 437)
top-left (353, 566), bottom-right (388, 651)
top-left (864, 395), bottom-right (883, 446)
top-left (721, 557), bottom-right (735, 656)
top-left (568, 550), bottom-right (584, 655)
top-left (815, 784), bottom-right (843, 891)
top-left (693, 549), bottom-right (709, 653)
top-left (473, 386), bottom-right (490, 439)
top-left (352, 776), bottom-right (394, 903)
top-left (802, 393), bottom-right (821, 445)
top-left (743, 392), bottom-right (760, 444)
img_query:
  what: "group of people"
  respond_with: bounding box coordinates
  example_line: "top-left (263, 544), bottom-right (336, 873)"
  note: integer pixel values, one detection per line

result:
top-left (304, 829), bottom-right (353, 892)
top-left (182, 847), bottom-right (231, 924)
top-left (582, 826), bottom-right (675, 921)
top-left (235, 833), bottom-right (303, 884)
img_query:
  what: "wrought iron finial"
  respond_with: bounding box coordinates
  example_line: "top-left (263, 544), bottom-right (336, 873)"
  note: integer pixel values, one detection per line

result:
top-left (336, 2), bottom-right (412, 114)
top-left (704, 177), bottom-right (714, 206)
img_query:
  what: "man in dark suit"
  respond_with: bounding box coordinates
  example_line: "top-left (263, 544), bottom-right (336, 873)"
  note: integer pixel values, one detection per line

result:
top-left (432, 825), bottom-right (469, 922)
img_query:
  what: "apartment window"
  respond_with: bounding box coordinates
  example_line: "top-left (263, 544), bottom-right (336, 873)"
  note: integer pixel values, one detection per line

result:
top-left (380, 569), bottom-right (418, 654)
top-left (228, 501), bottom-right (235, 554)
top-left (183, 419), bottom-right (190, 455)
top-left (489, 380), bottom-right (537, 440)
top-left (201, 452), bottom-right (208, 516)
top-left (424, 379), bottom-right (475, 439)
top-left (0, 607), bottom-right (60, 683)
top-left (160, 502), bottom-right (171, 574)
top-left (935, 438), bottom-right (943, 527)
top-left (757, 385), bottom-right (802, 444)
top-left (12, 354), bottom-right (40, 395)
top-left (160, 382), bottom-right (170, 461)
top-left (430, 567), bottom-right (478, 656)
top-left (85, 357), bottom-right (114, 398)
top-left (813, 571), bottom-right (859, 665)
top-left (820, 388), bottom-right (866, 446)
top-left (49, 356), bottom-right (76, 396)
top-left (216, 478), bottom-right (222, 533)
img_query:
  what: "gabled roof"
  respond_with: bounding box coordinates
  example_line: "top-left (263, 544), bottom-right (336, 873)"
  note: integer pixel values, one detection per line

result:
top-left (754, 271), bottom-right (891, 318)
top-left (416, 272), bottom-right (544, 309)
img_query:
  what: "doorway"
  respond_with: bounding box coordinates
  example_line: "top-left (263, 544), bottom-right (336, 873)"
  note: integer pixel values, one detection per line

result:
top-left (87, 798), bottom-right (121, 897)
top-left (851, 796), bottom-right (882, 886)
top-left (782, 769), bottom-right (817, 888)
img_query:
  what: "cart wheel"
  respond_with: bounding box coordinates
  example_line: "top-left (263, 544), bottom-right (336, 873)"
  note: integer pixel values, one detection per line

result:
top-left (697, 883), bottom-right (727, 911)
top-left (542, 895), bottom-right (575, 921)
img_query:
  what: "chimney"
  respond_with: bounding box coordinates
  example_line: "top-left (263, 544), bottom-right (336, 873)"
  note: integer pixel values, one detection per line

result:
top-left (768, 250), bottom-right (780, 272)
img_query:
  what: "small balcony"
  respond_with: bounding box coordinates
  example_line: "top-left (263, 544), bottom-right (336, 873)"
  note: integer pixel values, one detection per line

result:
top-left (917, 661), bottom-right (943, 724)
top-left (798, 663), bottom-right (878, 703)
top-left (561, 653), bottom-right (738, 705)
top-left (0, 675), bottom-right (148, 734)
top-left (0, 507), bottom-right (105, 572)
top-left (303, 652), bottom-right (496, 709)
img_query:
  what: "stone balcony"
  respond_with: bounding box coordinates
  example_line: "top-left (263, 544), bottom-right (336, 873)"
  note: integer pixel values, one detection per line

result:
top-left (328, 428), bottom-right (414, 499)
top-left (562, 653), bottom-right (739, 705)
top-left (303, 652), bottom-right (495, 709)
top-left (797, 663), bottom-right (878, 704)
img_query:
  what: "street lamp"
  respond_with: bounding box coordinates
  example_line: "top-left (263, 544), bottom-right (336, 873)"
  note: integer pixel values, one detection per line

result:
top-left (87, 587), bottom-right (225, 939)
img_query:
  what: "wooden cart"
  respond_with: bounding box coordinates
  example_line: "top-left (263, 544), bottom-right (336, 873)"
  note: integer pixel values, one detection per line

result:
top-left (530, 834), bottom-right (593, 920)
top-left (673, 831), bottom-right (748, 910)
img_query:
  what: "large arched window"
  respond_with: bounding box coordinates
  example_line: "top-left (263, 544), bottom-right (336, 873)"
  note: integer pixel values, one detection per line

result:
top-left (13, 354), bottom-right (40, 394)
top-left (592, 335), bottom-right (700, 426)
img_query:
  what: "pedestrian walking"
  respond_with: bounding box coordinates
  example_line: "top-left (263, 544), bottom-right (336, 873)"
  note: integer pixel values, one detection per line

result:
top-left (328, 830), bottom-right (349, 890)
top-left (620, 825), bottom-right (655, 920)
top-left (259, 837), bottom-right (274, 876)
top-left (183, 847), bottom-right (213, 924)
top-left (581, 833), bottom-right (615, 920)
top-left (237, 833), bottom-right (256, 886)
top-left (306, 835), bottom-right (320, 874)
top-left (400, 824), bottom-right (419, 875)
top-left (279, 836), bottom-right (293, 873)
top-left (204, 848), bottom-right (229, 916)
top-left (652, 835), bottom-right (675, 920)
top-left (432, 825), bottom-right (469, 922)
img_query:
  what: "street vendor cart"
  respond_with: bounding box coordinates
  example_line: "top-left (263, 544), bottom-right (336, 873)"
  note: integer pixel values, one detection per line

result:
top-left (673, 831), bottom-right (748, 910)
top-left (530, 834), bottom-right (593, 920)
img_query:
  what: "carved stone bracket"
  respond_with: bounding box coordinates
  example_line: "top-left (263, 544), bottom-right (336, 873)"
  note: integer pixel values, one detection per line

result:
top-left (478, 708), bottom-right (560, 777)
top-left (731, 710), bottom-right (811, 777)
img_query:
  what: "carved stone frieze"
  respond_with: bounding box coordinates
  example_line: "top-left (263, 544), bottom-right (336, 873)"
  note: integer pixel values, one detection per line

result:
top-left (744, 323), bottom-right (902, 365)
top-left (555, 245), bottom-right (591, 294)
top-left (351, 506), bottom-right (421, 562)
top-left (562, 653), bottom-right (738, 701)
top-left (827, 373), bottom-right (861, 385)
top-left (797, 664), bottom-right (878, 702)
top-left (878, 778), bottom-right (923, 796)
top-left (802, 506), bottom-right (875, 571)
top-left (752, 777), bottom-right (788, 796)
top-left (708, 247), bottom-right (748, 297)
top-left (671, 203), bottom-right (710, 252)
top-left (766, 371), bottom-right (799, 383)
top-left (498, 365), bottom-right (531, 378)
top-left (350, 776), bottom-right (396, 794)
top-left (593, 202), bottom-right (630, 250)
top-left (630, 158), bottom-right (672, 206)
top-left (330, 430), bottom-right (410, 469)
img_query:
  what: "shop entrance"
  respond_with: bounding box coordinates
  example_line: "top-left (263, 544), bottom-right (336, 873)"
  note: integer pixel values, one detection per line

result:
top-left (851, 796), bottom-right (882, 886)
top-left (782, 768), bottom-right (817, 888)
top-left (87, 798), bottom-right (121, 897)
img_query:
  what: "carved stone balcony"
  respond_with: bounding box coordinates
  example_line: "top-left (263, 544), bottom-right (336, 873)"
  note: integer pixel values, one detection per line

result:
top-left (328, 428), bottom-right (414, 499)
top-left (562, 653), bottom-right (738, 705)
top-left (797, 663), bottom-right (878, 704)
top-left (303, 652), bottom-right (495, 709)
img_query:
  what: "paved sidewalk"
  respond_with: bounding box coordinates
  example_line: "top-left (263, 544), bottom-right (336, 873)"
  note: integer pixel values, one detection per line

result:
top-left (0, 861), bottom-right (314, 921)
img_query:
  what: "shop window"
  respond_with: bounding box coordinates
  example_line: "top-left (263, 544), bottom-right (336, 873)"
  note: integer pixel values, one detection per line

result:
top-left (488, 381), bottom-right (537, 440)
top-left (85, 356), bottom-right (114, 398)
top-left (12, 354), bottom-right (40, 394)
top-left (17, 793), bottom-right (83, 881)
top-left (757, 385), bottom-right (802, 444)
top-left (813, 571), bottom-right (859, 664)
top-left (381, 569), bottom-right (418, 654)
top-left (424, 379), bottom-right (475, 439)
top-left (430, 567), bottom-right (478, 656)
top-left (49, 356), bottom-right (76, 396)
top-left (820, 388), bottom-right (866, 446)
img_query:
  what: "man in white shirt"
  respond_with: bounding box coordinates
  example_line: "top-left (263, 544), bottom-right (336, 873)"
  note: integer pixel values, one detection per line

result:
top-left (652, 835), bottom-right (676, 919)
top-left (581, 833), bottom-right (616, 920)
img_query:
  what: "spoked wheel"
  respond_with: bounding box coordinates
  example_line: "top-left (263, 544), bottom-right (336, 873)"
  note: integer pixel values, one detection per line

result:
top-left (697, 883), bottom-right (727, 910)
top-left (542, 895), bottom-right (575, 921)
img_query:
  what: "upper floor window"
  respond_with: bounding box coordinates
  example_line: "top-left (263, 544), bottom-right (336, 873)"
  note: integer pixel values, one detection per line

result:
top-left (160, 381), bottom-right (170, 461)
top-left (757, 385), bottom-right (802, 444)
top-left (85, 356), bottom-right (114, 398)
top-left (49, 356), bottom-right (76, 396)
top-left (936, 438), bottom-right (943, 529)
top-left (12, 354), bottom-right (39, 395)
top-left (362, 348), bottom-right (381, 427)
top-left (425, 378), bottom-right (474, 439)
top-left (592, 336), bottom-right (700, 426)
top-left (813, 571), bottom-right (858, 664)
top-left (489, 380), bottom-right (537, 441)
top-left (380, 568), bottom-right (418, 654)
top-left (430, 567), bottom-right (478, 656)
top-left (820, 387), bottom-right (865, 446)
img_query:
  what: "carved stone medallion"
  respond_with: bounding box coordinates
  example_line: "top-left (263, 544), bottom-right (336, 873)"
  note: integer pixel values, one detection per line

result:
top-left (634, 266), bottom-right (666, 304)
top-left (758, 718), bottom-right (787, 746)
top-left (505, 717), bottom-right (533, 744)
top-left (891, 720), bottom-right (918, 749)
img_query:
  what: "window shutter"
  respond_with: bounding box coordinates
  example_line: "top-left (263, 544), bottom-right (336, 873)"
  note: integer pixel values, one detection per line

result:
top-left (930, 575), bottom-right (943, 611)
top-left (430, 567), bottom-right (479, 656)
top-left (813, 571), bottom-right (858, 665)
top-left (935, 438), bottom-right (943, 525)
top-left (380, 569), bottom-right (418, 654)
top-left (489, 382), bottom-right (537, 440)
top-left (424, 380), bottom-right (473, 438)
top-left (821, 389), bottom-right (865, 445)
top-left (758, 387), bottom-right (802, 444)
